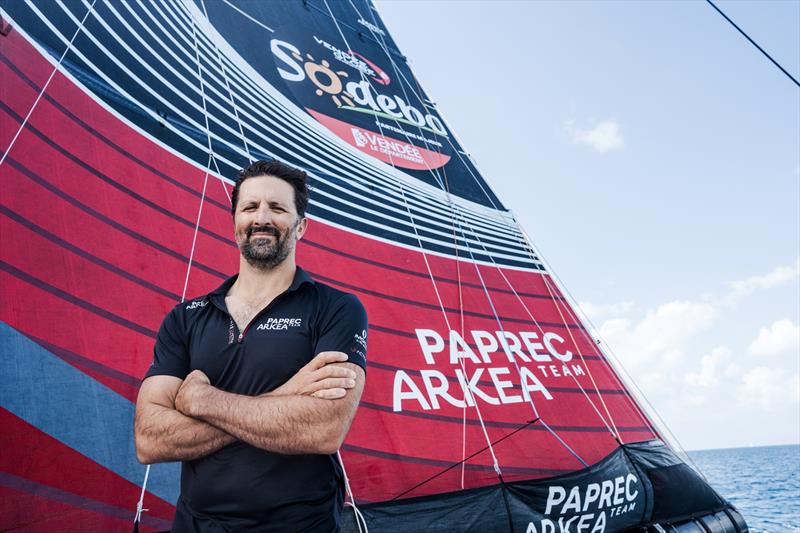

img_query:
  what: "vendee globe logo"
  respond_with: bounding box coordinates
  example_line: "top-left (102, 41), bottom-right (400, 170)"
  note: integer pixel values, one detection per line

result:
top-left (270, 35), bottom-right (451, 171)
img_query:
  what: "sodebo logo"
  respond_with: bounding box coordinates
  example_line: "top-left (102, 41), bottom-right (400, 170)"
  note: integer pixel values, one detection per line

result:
top-left (270, 38), bottom-right (448, 135)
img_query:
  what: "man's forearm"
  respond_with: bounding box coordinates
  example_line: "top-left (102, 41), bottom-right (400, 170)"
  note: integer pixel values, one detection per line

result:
top-left (188, 387), bottom-right (352, 455)
top-left (135, 403), bottom-right (236, 464)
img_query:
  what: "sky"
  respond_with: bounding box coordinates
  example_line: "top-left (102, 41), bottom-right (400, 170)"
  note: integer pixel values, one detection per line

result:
top-left (374, 0), bottom-right (800, 451)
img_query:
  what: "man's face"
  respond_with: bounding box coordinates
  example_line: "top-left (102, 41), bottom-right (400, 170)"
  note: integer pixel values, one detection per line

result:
top-left (233, 175), bottom-right (307, 270)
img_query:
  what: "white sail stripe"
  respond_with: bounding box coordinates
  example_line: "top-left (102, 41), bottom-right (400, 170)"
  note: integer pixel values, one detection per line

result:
top-left (84, 0), bottom-right (529, 248)
top-left (145, 0), bottom-right (524, 238)
top-left (22, 2), bottom-right (541, 268)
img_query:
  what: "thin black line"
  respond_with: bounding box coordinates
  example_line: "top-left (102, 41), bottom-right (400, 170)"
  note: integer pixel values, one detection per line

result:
top-left (706, 0), bottom-right (800, 87)
top-left (390, 419), bottom-right (540, 501)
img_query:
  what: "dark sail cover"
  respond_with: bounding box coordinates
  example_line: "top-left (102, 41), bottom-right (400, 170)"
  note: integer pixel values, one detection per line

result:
top-left (0, 1), bottom-right (746, 531)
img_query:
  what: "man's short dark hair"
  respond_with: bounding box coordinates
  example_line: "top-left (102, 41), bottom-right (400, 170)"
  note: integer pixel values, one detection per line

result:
top-left (231, 160), bottom-right (309, 217)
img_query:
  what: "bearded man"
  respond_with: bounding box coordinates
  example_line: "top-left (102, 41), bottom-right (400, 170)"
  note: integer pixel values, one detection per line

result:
top-left (134, 160), bottom-right (367, 532)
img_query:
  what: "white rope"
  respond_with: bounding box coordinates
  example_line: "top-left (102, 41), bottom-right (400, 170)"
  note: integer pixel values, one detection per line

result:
top-left (350, 0), bottom-right (622, 464)
top-left (449, 215), bottom-right (590, 467)
top-left (337, 451), bottom-right (369, 533)
top-left (219, 0), bottom-right (274, 33)
top-left (336, 0), bottom-right (589, 470)
top-left (352, 5), bottom-right (635, 449)
top-left (0, 0), bottom-right (97, 169)
top-left (512, 217), bottom-right (706, 474)
top-left (133, 462), bottom-right (150, 524)
top-left (198, 0), bottom-right (253, 163)
top-left (322, 0), bottom-right (504, 479)
top-left (135, 9), bottom-right (219, 526)
top-left (461, 217), bottom-right (620, 440)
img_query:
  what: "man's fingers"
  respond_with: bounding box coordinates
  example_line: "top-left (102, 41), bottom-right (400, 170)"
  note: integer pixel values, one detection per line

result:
top-left (312, 365), bottom-right (356, 380)
top-left (308, 351), bottom-right (348, 369)
top-left (306, 378), bottom-right (356, 393)
top-left (311, 388), bottom-right (347, 400)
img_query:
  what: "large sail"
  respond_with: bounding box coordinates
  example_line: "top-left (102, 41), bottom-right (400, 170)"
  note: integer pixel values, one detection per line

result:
top-left (0, 1), bottom-right (748, 531)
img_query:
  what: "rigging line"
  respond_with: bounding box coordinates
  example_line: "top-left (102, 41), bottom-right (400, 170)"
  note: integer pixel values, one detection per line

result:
top-left (337, 450), bottom-right (369, 533)
top-left (508, 216), bottom-right (709, 475)
top-left (0, 0), bottom-right (97, 169)
top-left (199, 0), bottom-right (253, 162)
top-left (139, 0), bottom-right (518, 241)
top-left (218, 0), bottom-right (274, 33)
top-left (540, 271), bottom-right (622, 443)
top-left (361, 2), bottom-right (541, 296)
top-left (346, 4), bottom-right (594, 466)
top-left (376, 38), bottom-right (595, 464)
top-left (452, 210), bottom-right (619, 440)
top-left (510, 215), bottom-right (662, 442)
top-left (370, 2), bottom-right (629, 445)
top-left (390, 418), bottom-right (539, 501)
top-left (705, 0), bottom-right (800, 88)
top-left (449, 215), bottom-right (589, 468)
top-left (137, 14), bottom-right (219, 526)
top-left (181, 156), bottom-right (212, 303)
top-left (322, 0), bottom-right (503, 476)
top-left (354, 0), bottom-right (513, 221)
top-left (133, 461), bottom-right (150, 526)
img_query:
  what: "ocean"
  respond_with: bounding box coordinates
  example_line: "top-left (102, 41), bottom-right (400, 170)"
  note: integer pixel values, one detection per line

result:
top-left (687, 444), bottom-right (800, 532)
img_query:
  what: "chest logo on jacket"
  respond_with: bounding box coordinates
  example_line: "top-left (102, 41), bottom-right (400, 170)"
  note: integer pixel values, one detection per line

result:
top-left (256, 317), bottom-right (303, 331)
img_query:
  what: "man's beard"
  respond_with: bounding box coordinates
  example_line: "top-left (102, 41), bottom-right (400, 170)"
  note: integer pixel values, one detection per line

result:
top-left (238, 224), bottom-right (294, 270)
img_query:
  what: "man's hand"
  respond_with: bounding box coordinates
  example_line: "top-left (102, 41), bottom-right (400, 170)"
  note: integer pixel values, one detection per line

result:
top-left (175, 369), bottom-right (212, 417)
top-left (134, 374), bottom-right (236, 464)
top-left (271, 351), bottom-right (357, 399)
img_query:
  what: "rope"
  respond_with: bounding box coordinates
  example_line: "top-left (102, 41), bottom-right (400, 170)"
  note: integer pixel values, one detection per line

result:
top-left (322, 0), bottom-right (504, 485)
top-left (134, 9), bottom-right (220, 527)
top-left (133, 461), bottom-right (150, 525)
top-left (511, 217), bottom-right (712, 478)
top-left (337, 451), bottom-right (368, 533)
top-left (348, 0), bottom-right (594, 468)
top-left (0, 0), bottom-right (97, 169)
top-left (452, 213), bottom-right (620, 439)
top-left (198, 0), bottom-right (254, 163)
top-left (219, 0), bottom-right (274, 33)
top-left (705, 0), bottom-right (800, 87)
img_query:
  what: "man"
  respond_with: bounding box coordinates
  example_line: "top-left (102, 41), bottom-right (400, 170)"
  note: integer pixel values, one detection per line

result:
top-left (135, 160), bottom-right (367, 532)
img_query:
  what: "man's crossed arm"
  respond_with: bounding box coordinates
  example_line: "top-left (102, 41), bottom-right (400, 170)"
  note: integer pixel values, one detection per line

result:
top-left (134, 352), bottom-right (363, 464)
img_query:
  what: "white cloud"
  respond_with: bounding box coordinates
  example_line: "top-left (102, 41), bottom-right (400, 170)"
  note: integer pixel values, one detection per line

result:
top-left (565, 119), bottom-right (624, 153)
top-left (736, 367), bottom-right (800, 409)
top-left (725, 259), bottom-right (800, 305)
top-left (685, 346), bottom-right (731, 388)
top-left (578, 300), bottom-right (633, 322)
top-left (749, 319), bottom-right (800, 356)
top-left (598, 300), bottom-right (718, 371)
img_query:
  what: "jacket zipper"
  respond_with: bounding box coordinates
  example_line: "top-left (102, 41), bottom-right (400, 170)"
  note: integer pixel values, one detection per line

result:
top-left (234, 292), bottom-right (288, 343)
